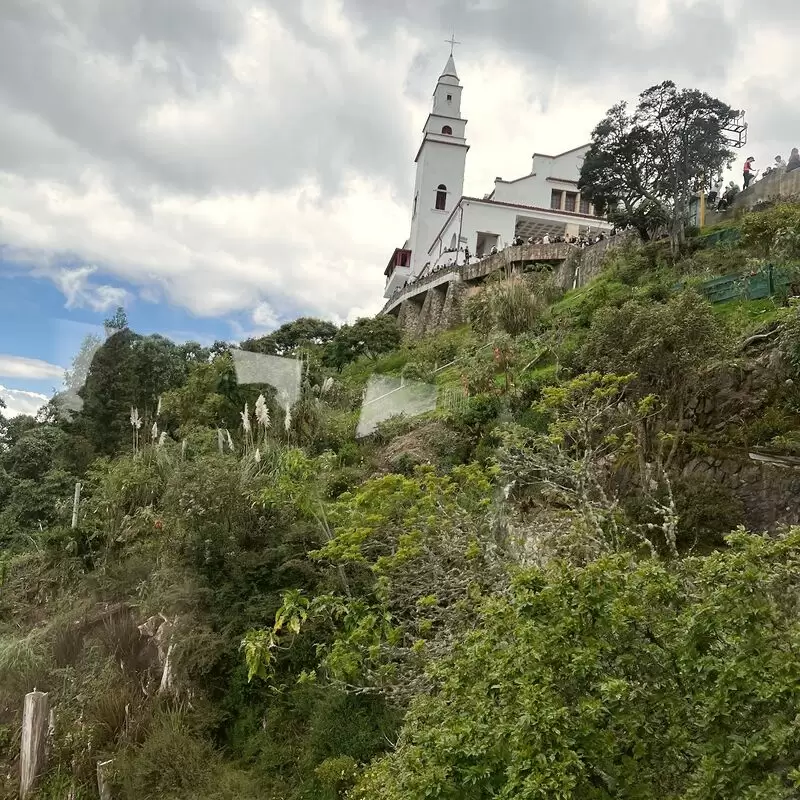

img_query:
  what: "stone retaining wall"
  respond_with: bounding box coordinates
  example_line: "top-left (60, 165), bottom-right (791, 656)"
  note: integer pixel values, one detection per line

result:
top-left (386, 232), bottom-right (640, 337)
top-left (705, 166), bottom-right (800, 226)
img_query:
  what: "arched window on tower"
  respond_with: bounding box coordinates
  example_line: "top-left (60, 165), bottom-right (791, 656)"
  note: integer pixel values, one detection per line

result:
top-left (441, 125), bottom-right (452, 135)
top-left (435, 184), bottom-right (447, 211)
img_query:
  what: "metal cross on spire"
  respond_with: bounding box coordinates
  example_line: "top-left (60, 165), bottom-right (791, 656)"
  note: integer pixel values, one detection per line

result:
top-left (445, 33), bottom-right (461, 55)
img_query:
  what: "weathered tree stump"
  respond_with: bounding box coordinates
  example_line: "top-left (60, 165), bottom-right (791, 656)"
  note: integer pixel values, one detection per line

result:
top-left (20, 690), bottom-right (49, 798)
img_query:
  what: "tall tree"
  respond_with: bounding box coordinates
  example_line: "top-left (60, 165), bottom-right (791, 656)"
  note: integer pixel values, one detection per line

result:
top-left (322, 317), bottom-right (401, 371)
top-left (0, 397), bottom-right (7, 447)
top-left (76, 331), bottom-right (190, 454)
top-left (579, 81), bottom-right (734, 251)
top-left (103, 306), bottom-right (129, 332)
top-left (241, 317), bottom-right (338, 357)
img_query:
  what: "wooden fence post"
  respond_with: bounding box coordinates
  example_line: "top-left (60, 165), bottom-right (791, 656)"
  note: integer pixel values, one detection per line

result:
top-left (71, 482), bottom-right (82, 530)
top-left (97, 759), bottom-right (114, 800)
top-left (20, 690), bottom-right (49, 798)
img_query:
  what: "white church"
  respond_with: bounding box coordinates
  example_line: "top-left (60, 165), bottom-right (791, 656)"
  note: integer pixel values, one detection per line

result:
top-left (383, 50), bottom-right (612, 298)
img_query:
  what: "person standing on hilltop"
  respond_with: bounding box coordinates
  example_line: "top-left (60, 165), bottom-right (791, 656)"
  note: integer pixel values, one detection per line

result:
top-left (743, 156), bottom-right (757, 189)
top-left (708, 175), bottom-right (724, 205)
top-left (787, 148), bottom-right (800, 173)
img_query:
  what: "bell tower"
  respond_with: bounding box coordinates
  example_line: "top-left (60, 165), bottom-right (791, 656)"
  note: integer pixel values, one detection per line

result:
top-left (407, 43), bottom-right (469, 274)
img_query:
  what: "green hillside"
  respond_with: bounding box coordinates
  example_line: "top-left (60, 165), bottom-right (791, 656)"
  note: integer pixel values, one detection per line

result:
top-left (2, 202), bottom-right (800, 800)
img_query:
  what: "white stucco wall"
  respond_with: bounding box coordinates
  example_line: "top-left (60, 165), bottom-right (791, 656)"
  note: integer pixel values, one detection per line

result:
top-left (491, 145), bottom-right (591, 209)
top-left (531, 145), bottom-right (588, 180)
top-left (491, 174), bottom-right (550, 207)
top-left (427, 201), bottom-right (517, 264)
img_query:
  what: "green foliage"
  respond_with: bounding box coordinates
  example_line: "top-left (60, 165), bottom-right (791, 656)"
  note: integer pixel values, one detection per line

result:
top-left (160, 354), bottom-right (241, 433)
top-left (579, 81), bottom-right (734, 249)
top-left (443, 392), bottom-right (504, 437)
top-left (111, 707), bottom-right (223, 799)
top-left (740, 203), bottom-right (800, 258)
top-left (2, 282), bottom-right (798, 800)
top-left (550, 276), bottom-right (635, 329)
top-left (779, 306), bottom-right (800, 381)
top-left (492, 278), bottom-right (547, 336)
top-left (104, 306), bottom-right (129, 331)
top-left (355, 529), bottom-right (800, 799)
top-left (323, 316), bottom-right (402, 371)
top-left (76, 330), bottom-right (191, 454)
top-left (0, 468), bottom-right (76, 537)
top-left (672, 476), bottom-right (745, 548)
top-left (580, 290), bottom-right (726, 410)
top-left (245, 464), bottom-right (503, 701)
top-left (240, 317), bottom-right (338, 357)
top-left (2, 425), bottom-right (70, 479)
top-left (466, 275), bottom-right (559, 338)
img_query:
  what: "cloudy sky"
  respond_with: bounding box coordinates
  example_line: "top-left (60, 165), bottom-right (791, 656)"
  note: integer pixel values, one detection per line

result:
top-left (1, 0), bottom-right (798, 416)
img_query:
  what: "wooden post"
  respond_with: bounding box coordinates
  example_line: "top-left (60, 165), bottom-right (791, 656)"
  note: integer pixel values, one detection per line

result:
top-left (699, 189), bottom-right (706, 229)
top-left (71, 482), bottom-right (81, 530)
top-left (20, 690), bottom-right (49, 798)
top-left (97, 759), bottom-right (113, 800)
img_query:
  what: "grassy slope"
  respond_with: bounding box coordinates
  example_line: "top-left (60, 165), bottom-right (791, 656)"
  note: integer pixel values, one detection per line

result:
top-left (2, 216), bottom-right (798, 800)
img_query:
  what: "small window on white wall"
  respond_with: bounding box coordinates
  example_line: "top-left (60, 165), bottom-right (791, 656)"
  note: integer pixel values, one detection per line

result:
top-left (441, 125), bottom-right (452, 135)
top-left (435, 185), bottom-right (447, 211)
top-left (447, 94), bottom-right (452, 103)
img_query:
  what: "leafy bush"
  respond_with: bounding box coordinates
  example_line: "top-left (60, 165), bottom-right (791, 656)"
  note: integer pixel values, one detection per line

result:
top-left (740, 202), bottom-right (800, 258)
top-left (354, 529), bottom-right (800, 799)
top-left (323, 316), bottom-right (402, 371)
top-left (243, 465), bottom-right (504, 703)
top-left (550, 277), bottom-right (634, 329)
top-left (443, 392), bottom-right (504, 436)
top-left (580, 290), bottom-right (726, 412)
top-left (112, 708), bottom-right (220, 799)
top-left (672, 475), bottom-right (745, 548)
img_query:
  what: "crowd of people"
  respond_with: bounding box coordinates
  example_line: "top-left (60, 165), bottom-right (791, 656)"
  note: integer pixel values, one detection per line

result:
top-left (709, 147), bottom-right (800, 210)
top-left (511, 228), bottom-right (627, 249)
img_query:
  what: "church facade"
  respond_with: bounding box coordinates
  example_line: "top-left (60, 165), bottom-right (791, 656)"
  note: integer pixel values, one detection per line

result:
top-left (383, 52), bottom-right (612, 299)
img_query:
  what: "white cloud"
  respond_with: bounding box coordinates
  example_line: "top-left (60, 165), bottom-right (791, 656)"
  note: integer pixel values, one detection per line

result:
top-left (0, 354), bottom-right (65, 381)
top-left (0, 0), bottom-right (798, 336)
top-left (252, 301), bottom-right (279, 332)
top-left (51, 265), bottom-right (129, 311)
top-left (0, 385), bottom-right (49, 418)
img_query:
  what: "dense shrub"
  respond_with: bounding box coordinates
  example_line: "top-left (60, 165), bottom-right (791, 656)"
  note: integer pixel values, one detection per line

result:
top-left (740, 202), bottom-right (800, 258)
top-left (354, 530), bottom-right (800, 799)
top-left (580, 290), bottom-right (726, 410)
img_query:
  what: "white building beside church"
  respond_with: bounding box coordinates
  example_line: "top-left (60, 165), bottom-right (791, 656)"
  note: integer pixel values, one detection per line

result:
top-left (384, 51), bottom-right (612, 298)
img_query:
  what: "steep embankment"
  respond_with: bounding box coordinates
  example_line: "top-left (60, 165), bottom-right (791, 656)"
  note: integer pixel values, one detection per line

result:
top-left (2, 202), bottom-right (800, 799)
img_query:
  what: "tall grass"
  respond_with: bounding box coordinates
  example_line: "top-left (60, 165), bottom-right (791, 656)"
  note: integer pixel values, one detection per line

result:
top-left (492, 279), bottom-right (546, 336)
top-left (0, 632), bottom-right (52, 695)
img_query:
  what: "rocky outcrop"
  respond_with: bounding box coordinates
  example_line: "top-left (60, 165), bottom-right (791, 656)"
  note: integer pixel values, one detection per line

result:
top-left (681, 453), bottom-right (800, 532)
top-left (679, 347), bottom-right (800, 531)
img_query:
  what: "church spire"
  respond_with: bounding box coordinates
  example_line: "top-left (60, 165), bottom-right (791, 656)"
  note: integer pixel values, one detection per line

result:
top-left (441, 53), bottom-right (459, 81)
top-left (441, 34), bottom-right (460, 81)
